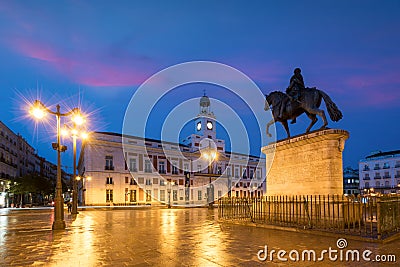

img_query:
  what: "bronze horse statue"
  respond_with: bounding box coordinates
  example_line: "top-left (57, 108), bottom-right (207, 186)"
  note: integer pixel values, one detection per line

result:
top-left (264, 87), bottom-right (343, 138)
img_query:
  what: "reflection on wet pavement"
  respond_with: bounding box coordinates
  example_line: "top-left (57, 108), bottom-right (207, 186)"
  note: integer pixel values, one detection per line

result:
top-left (0, 208), bottom-right (399, 266)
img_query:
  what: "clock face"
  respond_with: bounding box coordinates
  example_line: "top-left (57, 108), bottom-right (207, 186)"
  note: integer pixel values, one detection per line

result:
top-left (197, 122), bottom-right (202, 131)
top-left (207, 121), bottom-right (213, 130)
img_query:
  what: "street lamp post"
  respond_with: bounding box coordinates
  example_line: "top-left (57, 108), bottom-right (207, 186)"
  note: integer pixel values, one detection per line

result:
top-left (167, 180), bottom-right (175, 208)
top-left (228, 175), bottom-right (232, 198)
top-left (201, 141), bottom-right (217, 208)
top-left (29, 100), bottom-right (83, 230)
top-left (208, 164), bottom-right (213, 206)
top-left (62, 124), bottom-right (87, 215)
top-left (72, 132), bottom-right (78, 214)
top-left (167, 181), bottom-right (171, 208)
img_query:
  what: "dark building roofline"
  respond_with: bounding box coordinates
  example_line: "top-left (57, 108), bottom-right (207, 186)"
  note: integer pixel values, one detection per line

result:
top-left (94, 131), bottom-right (263, 159)
top-left (224, 151), bottom-right (262, 159)
top-left (366, 150), bottom-right (400, 159)
top-left (95, 131), bottom-right (190, 147)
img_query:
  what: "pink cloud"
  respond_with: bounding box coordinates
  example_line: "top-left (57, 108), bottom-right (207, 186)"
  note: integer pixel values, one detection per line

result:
top-left (9, 37), bottom-right (150, 87)
top-left (344, 71), bottom-right (400, 106)
top-left (346, 72), bottom-right (400, 89)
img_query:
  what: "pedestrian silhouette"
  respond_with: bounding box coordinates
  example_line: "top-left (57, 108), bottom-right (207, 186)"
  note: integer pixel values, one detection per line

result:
top-left (67, 201), bottom-right (72, 213)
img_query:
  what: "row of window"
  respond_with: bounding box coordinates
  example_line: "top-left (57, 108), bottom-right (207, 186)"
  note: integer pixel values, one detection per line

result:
top-left (105, 176), bottom-right (259, 188)
top-left (363, 171), bottom-right (400, 180)
top-left (362, 161), bottom-right (400, 171)
top-left (105, 155), bottom-right (263, 179)
top-left (105, 188), bottom-right (262, 203)
top-left (363, 180), bottom-right (400, 188)
top-left (345, 179), bottom-right (359, 184)
top-left (107, 189), bottom-right (213, 202)
top-left (344, 189), bottom-right (359, 195)
top-left (0, 130), bottom-right (18, 146)
top-left (107, 177), bottom-right (183, 186)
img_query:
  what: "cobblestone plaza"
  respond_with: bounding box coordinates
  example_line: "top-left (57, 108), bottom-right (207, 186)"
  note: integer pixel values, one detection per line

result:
top-left (1, 207), bottom-right (399, 266)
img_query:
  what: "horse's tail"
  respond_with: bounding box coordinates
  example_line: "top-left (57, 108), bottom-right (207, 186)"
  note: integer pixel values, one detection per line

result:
top-left (318, 90), bottom-right (343, 122)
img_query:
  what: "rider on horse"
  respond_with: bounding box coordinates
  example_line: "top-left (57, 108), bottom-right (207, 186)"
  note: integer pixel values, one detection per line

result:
top-left (277, 68), bottom-right (305, 124)
top-left (287, 67), bottom-right (305, 101)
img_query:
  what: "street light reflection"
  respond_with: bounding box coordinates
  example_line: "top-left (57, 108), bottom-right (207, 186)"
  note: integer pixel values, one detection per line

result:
top-left (160, 210), bottom-right (177, 255)
top-left (0, 211), bottom-right (8, 249)
top-left (68, 215), bottom-right (97, 266)
top-left (195, 220), bottom-right (227, 266)
top-left (47, 214), bottom-right (97, 266)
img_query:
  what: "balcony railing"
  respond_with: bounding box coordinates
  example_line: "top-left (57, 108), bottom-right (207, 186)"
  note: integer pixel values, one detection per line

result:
top-left (144, 169), bottom-right (152, 173)
top-left (382, 166), bottom-right (390, 169)
top-left (374, 176), bottom-right (381, 179)
top-left (362, 167), bottom-right (370, 171)
top-left (374, 167), bottom-right (380, 170)
top-left (105, 181), bottom-right (114, 185)
top-left (105, 166), bottom-right (115, 170)
top-left (395, 175), bottom-right (400, 178)
top-left (0, 157), bottom-right (17, 168)
top-left (172, 171), bottom-right (179, 175)
top-left (129, 168), bottom-right (138, 172)
top-left (395, 164), bottom-right (400, 168)
top-left (383, 175), bottom-right (391, 179)
top-left (159, 170), bottom-right (166, 174)
top-left (364, 177), bottom-right (370, 180)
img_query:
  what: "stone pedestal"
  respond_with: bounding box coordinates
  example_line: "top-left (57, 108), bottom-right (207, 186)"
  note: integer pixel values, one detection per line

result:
top-left (262, 129), bottom-right (349, 196)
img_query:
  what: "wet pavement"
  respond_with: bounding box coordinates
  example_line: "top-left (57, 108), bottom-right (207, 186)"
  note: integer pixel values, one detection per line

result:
top-left (0, 207), bottom-right (399, 266)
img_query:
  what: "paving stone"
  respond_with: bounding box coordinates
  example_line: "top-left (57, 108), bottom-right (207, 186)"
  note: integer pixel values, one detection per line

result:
top-left (0, 208), bottom-right (399, 266)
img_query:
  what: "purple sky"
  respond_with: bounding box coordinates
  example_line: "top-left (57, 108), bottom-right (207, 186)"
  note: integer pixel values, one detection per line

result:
top-left (0, 0), bottom-right (399, 170)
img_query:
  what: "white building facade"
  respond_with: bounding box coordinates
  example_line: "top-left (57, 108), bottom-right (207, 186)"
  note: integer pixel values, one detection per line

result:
top-left (78, 95), bottom-right (266, 206)
top-left (359, 150), bottom-right (400, 194)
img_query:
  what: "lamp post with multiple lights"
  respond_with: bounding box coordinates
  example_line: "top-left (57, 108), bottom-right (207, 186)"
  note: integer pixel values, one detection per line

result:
top-left (201, 141), bottom-right (217, 207)
top-left (61, 123), bottom-right (88, 215)
top-left (29, 100), bottom-right (85, 230)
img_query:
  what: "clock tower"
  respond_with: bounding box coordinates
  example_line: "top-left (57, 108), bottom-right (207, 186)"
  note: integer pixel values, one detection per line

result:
top-left (181, 93), bottom-right (225, 153)
top-left (194, 93), bottom-right (216, 140)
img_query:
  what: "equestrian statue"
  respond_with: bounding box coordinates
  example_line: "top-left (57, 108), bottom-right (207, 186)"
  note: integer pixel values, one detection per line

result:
top-left (264, 68), bottom-right (343, 138)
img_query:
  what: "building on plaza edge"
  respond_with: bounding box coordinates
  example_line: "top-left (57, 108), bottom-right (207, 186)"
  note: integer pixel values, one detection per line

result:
top-left (1, 120), bottom-right (70, 208)
top-left (343, 166), bottom-right (359, 195)
top-left (77, 94), bottom-right (266, 206)
top-left (359, 150), bottom-right (400, 195)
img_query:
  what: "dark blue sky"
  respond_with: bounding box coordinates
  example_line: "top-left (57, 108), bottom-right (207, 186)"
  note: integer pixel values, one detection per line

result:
top-left (0, 0), bottom-right (399, 170)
